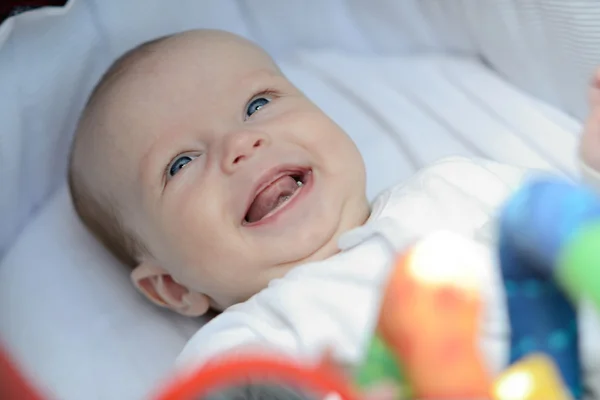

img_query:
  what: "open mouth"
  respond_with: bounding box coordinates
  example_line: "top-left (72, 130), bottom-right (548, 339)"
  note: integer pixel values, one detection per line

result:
top-left (244, 169), bottom-right (310, 224)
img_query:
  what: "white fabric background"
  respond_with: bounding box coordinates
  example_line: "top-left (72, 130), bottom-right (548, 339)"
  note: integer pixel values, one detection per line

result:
top-left (0, 1), bottom-right (599, 399)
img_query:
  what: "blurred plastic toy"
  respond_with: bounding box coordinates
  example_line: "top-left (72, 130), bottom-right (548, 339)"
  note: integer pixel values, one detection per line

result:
top-left (354, 334), bottom-right (407, 397)
top-left (357, 231), bottom-right (493, 398)
top-left (0, 341), bottom-right (45, 400)
top-left (498, 176), bottom-right (600, 399)
top-left (152, 353), bottom-right (361, 400)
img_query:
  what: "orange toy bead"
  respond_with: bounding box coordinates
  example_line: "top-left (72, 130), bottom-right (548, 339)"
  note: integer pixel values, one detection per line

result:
top-left (377, 231), bottom-right (493, 399)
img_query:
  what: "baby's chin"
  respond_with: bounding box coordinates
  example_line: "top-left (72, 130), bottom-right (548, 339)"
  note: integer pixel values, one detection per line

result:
top-left (226, 243), bottom-right (342, 308)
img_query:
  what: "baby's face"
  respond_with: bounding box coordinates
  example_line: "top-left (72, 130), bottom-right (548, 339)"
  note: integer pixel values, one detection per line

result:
top-left (94, 31), bottom-right (369, 311)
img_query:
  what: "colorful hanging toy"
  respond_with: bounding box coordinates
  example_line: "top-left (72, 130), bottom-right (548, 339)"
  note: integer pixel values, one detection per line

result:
top-left (496, 177), bottom-right (600, 399)
top-left (150, 175), bottom-right (600, 400)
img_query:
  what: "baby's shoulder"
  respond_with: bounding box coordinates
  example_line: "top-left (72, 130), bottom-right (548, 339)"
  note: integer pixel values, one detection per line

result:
top-left (374, 156), bottom-right (529, 214)
top-left (369, 157), bottom-right (531, 244)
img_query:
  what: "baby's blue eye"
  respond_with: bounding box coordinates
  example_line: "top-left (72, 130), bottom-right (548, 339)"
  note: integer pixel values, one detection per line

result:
top-left (246, 97), bottom-right (270, 118)
top-left (169, 155), bottom-right (194, 177)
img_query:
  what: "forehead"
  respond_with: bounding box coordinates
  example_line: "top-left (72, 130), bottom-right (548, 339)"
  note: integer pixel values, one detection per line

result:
top-left (104, 33), bottom-right (278, 142)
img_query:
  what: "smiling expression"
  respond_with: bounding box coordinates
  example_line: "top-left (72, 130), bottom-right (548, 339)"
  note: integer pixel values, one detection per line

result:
top-left (82, 30), bottom-right (370, 309)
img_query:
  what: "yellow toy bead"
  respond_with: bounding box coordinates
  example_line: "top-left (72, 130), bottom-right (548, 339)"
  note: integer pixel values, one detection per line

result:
top-left (492, 354), bottom-right (572, 400)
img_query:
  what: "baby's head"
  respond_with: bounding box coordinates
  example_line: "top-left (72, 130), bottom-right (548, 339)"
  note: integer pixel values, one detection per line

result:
top-left (68, 30), bottom-right (370, 316)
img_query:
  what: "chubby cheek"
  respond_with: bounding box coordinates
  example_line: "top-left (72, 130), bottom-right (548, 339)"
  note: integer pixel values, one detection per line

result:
top-left (162, 185), bottom-right (258, 291)
top-left (276, 105), bottom-right (367, 207)
top-left (302, 109), bottom-right (347, 149)
top-left (160, 187), bottom-right (219, 262)
top-left (283, 107), bottom-right (363, 167)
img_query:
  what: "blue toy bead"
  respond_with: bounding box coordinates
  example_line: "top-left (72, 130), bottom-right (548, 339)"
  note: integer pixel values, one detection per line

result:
top-left (513, 336), bottom-right (537, 357)
top-left (504, 279), bottom-right (518, 297)
top-left (522, 279), bottom-right (543, 298)
top-left (548, 330), bottom-right (570, 352)
top-left (500, 177), bottom-right (600, 279)
top-left (498, 177), bottom-right (591, 399)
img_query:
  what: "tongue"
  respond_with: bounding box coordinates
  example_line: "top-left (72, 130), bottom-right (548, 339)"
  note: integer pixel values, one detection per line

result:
top-left (246, 175), bottom-right (299, 223)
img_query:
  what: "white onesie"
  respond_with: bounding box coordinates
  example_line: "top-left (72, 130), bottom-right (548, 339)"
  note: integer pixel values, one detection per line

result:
top-left (177, 157), bottom-right (600, 397)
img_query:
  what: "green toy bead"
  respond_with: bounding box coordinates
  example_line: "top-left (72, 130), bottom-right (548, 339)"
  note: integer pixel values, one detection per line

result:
top-left (557, 221), bottom-right (600, 311)
top-left (354, 335), bottom-right (411, 398)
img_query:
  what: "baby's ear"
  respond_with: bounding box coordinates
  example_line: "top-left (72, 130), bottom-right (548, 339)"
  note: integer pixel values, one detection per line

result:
top-left (131, 261), bottom-right (210, 317)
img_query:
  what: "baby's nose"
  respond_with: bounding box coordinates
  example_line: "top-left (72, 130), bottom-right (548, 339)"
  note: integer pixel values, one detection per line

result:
top-left (221, 130), bottom-right (270, 173)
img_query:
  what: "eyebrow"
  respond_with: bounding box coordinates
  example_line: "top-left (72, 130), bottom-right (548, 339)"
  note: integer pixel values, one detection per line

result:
top-left (137, 139), bottom-right (162, 194)
top-left (138, 131), bottom-right (176, 194)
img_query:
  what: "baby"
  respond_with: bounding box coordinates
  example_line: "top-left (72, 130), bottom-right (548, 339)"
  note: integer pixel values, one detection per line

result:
top-left (69, 29), bottom-right (600, 396)
top-left (69, 29), bottom-right (370, 315)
